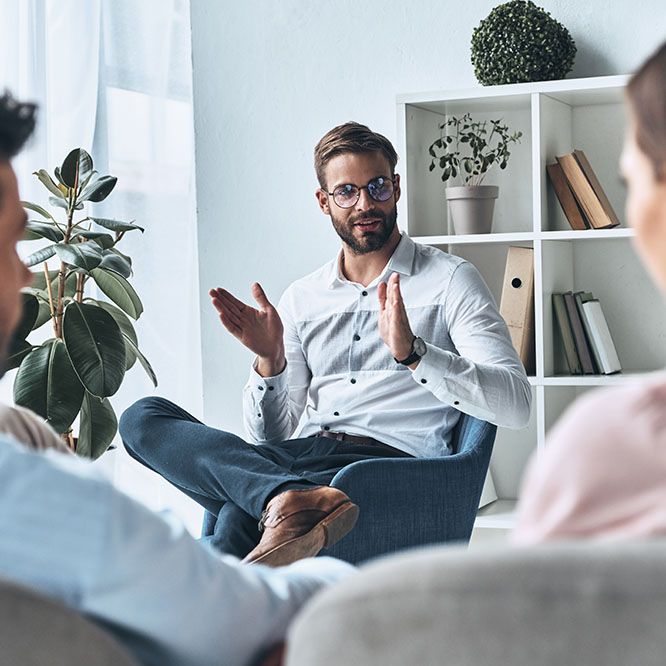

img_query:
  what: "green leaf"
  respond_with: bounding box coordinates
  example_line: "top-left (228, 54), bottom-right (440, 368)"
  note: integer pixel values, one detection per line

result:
top-left (90, 217), bottom-right (144, 233)
top-left (77, 392), bottom-right (117, 459)
top-left (62, 302), bottom-right (126, 397)
top-left (80, 175), bottom-right (117, 203)
top-left (122, 332), bottom-right (157, 387)
top-left (49, 196), bottom-right (69, 210)
top-left (61, 148), bottom-right (93, 188)
top-left (90, 268), bottom-right (143, 319)
top-left (72, 231), bottom-right (115, 249)
top-left (22, 200), bottom-right (55, 221)
top-left (13, 339), bottom-right (85, 434)
top-left (34, 169), bottom-right (66, 199)
top-left (99, 250), bottom-right (132, 277)
top-left (91, 299), bottom-right (138, 370)
top-left (32, 296), bottom-right (53, 330)
top-left (12, 292), bottom-right (39, 341)
top-left (29, 269), bottom-right (59, 291)
top-left (5, 339), bottom-right (33, 371)
top-left (25, 244), bottom-right (57, 267)
top-left (24, 220), bottom-right (64, 242)
top-left (54, 241), bottom-right (103, 271)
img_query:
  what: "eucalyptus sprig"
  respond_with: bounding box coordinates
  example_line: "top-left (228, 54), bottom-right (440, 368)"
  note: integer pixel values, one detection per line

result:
top-left (8, 148), bottom-right (157, 459)
top-left (428, 113), bottom-right (522, 187)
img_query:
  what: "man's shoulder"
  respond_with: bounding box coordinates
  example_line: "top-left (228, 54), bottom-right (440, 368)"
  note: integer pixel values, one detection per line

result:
top-left (280, 256), bottom-right (338, 305)
top-left (411, 240), bottom-right (468, 276)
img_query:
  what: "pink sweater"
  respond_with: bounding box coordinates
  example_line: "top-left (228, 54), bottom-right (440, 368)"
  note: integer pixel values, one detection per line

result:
top-left (512, 371), bottom-right (666, 544)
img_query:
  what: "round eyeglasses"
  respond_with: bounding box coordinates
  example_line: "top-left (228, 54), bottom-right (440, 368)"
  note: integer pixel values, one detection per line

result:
top-left (325, 176), bottom-right (396, 209)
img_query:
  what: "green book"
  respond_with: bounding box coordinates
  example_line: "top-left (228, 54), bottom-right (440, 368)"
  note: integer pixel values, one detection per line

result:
top-left (553, 293), bottom-right (582, 375)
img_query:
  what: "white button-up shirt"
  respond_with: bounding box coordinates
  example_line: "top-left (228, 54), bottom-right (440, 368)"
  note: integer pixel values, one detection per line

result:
top-left (0, 436), bottom-right (355, 666)
top-left (244, 233), bottom-right (531, 457)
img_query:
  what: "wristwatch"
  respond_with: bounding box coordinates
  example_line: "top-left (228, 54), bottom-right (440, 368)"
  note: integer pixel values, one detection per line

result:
top-left (394, 336), bottom-right (427, 365)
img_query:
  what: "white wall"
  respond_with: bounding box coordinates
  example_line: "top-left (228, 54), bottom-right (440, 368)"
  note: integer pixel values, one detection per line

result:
top-left (190, 0), bottom-right (665, 432)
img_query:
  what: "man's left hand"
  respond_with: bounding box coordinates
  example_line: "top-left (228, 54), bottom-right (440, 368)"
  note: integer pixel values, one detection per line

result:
top-left (378, 273), bottom-right (416, 365)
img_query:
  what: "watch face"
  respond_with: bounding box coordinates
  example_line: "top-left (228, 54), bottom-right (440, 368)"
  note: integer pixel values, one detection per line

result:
top-left (413, 337), bottom-right (427, 356)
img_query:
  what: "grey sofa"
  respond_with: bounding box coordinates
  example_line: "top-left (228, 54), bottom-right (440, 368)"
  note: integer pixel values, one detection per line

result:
top-left (286, 542), bottom-right (666, 666)
top-left (0, 578), bottom-right (138, 665)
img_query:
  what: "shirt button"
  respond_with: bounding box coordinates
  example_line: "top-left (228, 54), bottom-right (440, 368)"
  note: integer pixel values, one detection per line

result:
top-left (361, 290), bottom-right (368, 296)
top-left (268, 386), bottom-right (274, 391)
top-left (323, 425), bottom-right (330, 431)
top-left (333, 411), bottom-right (340, 416)
top-left (454, 400), bottom-right (460, 406)
top-left (258, 386), bottom-right (264, 391)
top-left (421, 378), bottom-right (427, 384)
top-left (257, 413), bottom-right (261, 417)
top-left (350, 378), bottom-right (356, 384)
top-left (353, 334), bottom-right (361, 341)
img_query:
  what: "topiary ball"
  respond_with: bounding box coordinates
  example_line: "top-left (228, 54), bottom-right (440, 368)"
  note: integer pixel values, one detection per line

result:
top-left (471, 0), bottom-right (576, 86)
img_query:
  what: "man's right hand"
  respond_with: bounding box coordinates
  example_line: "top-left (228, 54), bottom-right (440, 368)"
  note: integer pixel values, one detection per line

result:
top-left (209, 283), bottom-right (286, 377)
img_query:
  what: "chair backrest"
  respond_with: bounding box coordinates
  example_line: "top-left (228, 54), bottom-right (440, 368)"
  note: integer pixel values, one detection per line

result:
top-left (0, 578), bottom-right (139, 666)
top-left (288, 541), bottom-right (666, 666)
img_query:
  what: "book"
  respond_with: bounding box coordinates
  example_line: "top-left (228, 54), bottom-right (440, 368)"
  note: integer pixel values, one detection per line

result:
top-left (552, 293), bottom-right (581, 375)
top-left (573, 150), bottom-right (621, 228)
top-left (574, 291), bottom-right (603, 373)
top-left (546, 162), bottom-right (588, 230)
top-left (581, 298), bottom-right (622, 374)
top-left (499, 246), bottom-right (535, 374)
top-left (563, 291), bottom-right (596, 374)
top-left (556, 152), bottom-right (619, 230)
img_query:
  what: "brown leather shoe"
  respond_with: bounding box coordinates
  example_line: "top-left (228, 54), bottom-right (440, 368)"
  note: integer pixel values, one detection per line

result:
top-left (242, 486), bottom-right (359, 567)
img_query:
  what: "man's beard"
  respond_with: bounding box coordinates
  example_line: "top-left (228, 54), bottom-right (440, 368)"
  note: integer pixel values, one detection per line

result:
top-left (331, 205), bottom-right (397, 255)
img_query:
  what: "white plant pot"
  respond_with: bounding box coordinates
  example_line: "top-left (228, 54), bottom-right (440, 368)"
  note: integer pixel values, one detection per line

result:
top-left (445, 185), bottom-right (499, 235)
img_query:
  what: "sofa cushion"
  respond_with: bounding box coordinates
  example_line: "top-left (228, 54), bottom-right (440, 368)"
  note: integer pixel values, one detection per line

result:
top-left (0, 577), bottom-right (138, 665)
top-left (286, 542), bottom-right (666, 666)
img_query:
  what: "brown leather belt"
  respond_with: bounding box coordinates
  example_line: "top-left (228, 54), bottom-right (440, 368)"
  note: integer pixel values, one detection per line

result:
top-left (314, 429), bottom-right (408, 456)
top-left (315, 429), bottom-right (385, 446)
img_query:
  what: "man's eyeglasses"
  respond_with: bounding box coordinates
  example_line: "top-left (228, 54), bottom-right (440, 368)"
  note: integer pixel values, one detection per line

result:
top-left (324, 176), bottom-right (396, 209)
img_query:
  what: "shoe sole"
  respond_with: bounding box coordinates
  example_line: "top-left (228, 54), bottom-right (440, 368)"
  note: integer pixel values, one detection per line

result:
top-left (245, 501), bottom-right (359, 567)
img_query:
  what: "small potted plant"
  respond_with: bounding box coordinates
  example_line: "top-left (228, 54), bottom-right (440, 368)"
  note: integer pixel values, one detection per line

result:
top-left (8, 148), bottom-right (157, 459)
top-left (428, 113), bottom-right (522, 234)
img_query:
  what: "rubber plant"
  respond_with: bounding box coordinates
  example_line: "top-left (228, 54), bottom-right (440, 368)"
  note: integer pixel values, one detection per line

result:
top-left (8, 148), bottom-right (157, 459)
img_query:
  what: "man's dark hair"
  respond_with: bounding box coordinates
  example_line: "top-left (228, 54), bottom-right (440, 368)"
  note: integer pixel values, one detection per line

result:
top-left (0, 91), bottom-right (37, 161)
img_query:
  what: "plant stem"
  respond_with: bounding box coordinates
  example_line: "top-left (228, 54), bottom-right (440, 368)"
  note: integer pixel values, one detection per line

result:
top-left (43, 263), bottom-right (58, 337)
top-left (55, 193), bottom-right (75, 338)
top-left (75, 273), bottom-right (85, 303)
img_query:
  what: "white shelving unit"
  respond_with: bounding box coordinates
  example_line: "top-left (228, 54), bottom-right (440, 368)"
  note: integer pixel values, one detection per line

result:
top-left (396, 75), bottom-right (666, 537)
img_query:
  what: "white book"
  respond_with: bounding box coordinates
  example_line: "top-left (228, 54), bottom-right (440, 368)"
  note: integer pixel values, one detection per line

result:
top-left (581, 299), bottom-right (621, 374)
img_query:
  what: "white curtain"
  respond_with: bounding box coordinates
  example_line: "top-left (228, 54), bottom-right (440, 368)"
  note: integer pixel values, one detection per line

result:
top-left (0, 0), bottom-right (204, 535)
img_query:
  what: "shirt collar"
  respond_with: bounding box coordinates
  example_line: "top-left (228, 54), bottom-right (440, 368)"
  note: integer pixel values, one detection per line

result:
top-left (326, 232), bottom-right (416, 289)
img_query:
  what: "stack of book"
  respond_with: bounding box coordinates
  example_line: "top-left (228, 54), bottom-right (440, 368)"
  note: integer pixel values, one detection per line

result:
top-left (552, 291), bottom-right (621, 375)
top-left (546, 149), bottom-right (621, 230)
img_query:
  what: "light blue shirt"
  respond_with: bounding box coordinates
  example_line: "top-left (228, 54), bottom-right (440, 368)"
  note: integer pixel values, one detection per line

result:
top-left (0, 436), bottom-right (355, 666)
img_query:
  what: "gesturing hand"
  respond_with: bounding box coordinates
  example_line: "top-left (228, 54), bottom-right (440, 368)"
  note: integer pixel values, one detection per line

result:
top-left (209, 283), bottom-right (285, 375)
top-left (378, 273), bottom-right (415, 364)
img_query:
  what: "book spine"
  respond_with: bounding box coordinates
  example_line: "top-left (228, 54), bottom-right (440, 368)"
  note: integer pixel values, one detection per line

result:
top-left (574, 291), bottom-right (601, 373)
top-left (552, 293), bottom-right (582, 375)
top-left (546, 163), bottom-right (588, 230)
top-left (563, 291), bottom-right (596, 374)
top-left (581, 300), bottom-right (622, 374)
top-left (556, 153), bottom-right (615, 230)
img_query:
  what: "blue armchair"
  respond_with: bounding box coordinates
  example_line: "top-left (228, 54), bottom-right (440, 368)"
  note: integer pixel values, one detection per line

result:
top-left (201, 413), bottom-right (496, 565)
top-left (321, 413), bottom-right (497, 564)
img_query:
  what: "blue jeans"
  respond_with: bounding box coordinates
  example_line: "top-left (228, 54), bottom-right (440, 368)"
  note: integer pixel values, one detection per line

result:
top-left (119, 397), bottom-right (410, 557)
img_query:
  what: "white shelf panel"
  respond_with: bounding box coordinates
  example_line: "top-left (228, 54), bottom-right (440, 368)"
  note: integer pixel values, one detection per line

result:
top-left (412, 229), bottom-right (635, 245)
top-left (475, 499), bottom-right (517, 530)
top-left (413, 232), bottom-right (535, 245)
top-left (540, 228), bottom-right (634, 240)
top-left (541, 372), bottom-right (644, 386)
